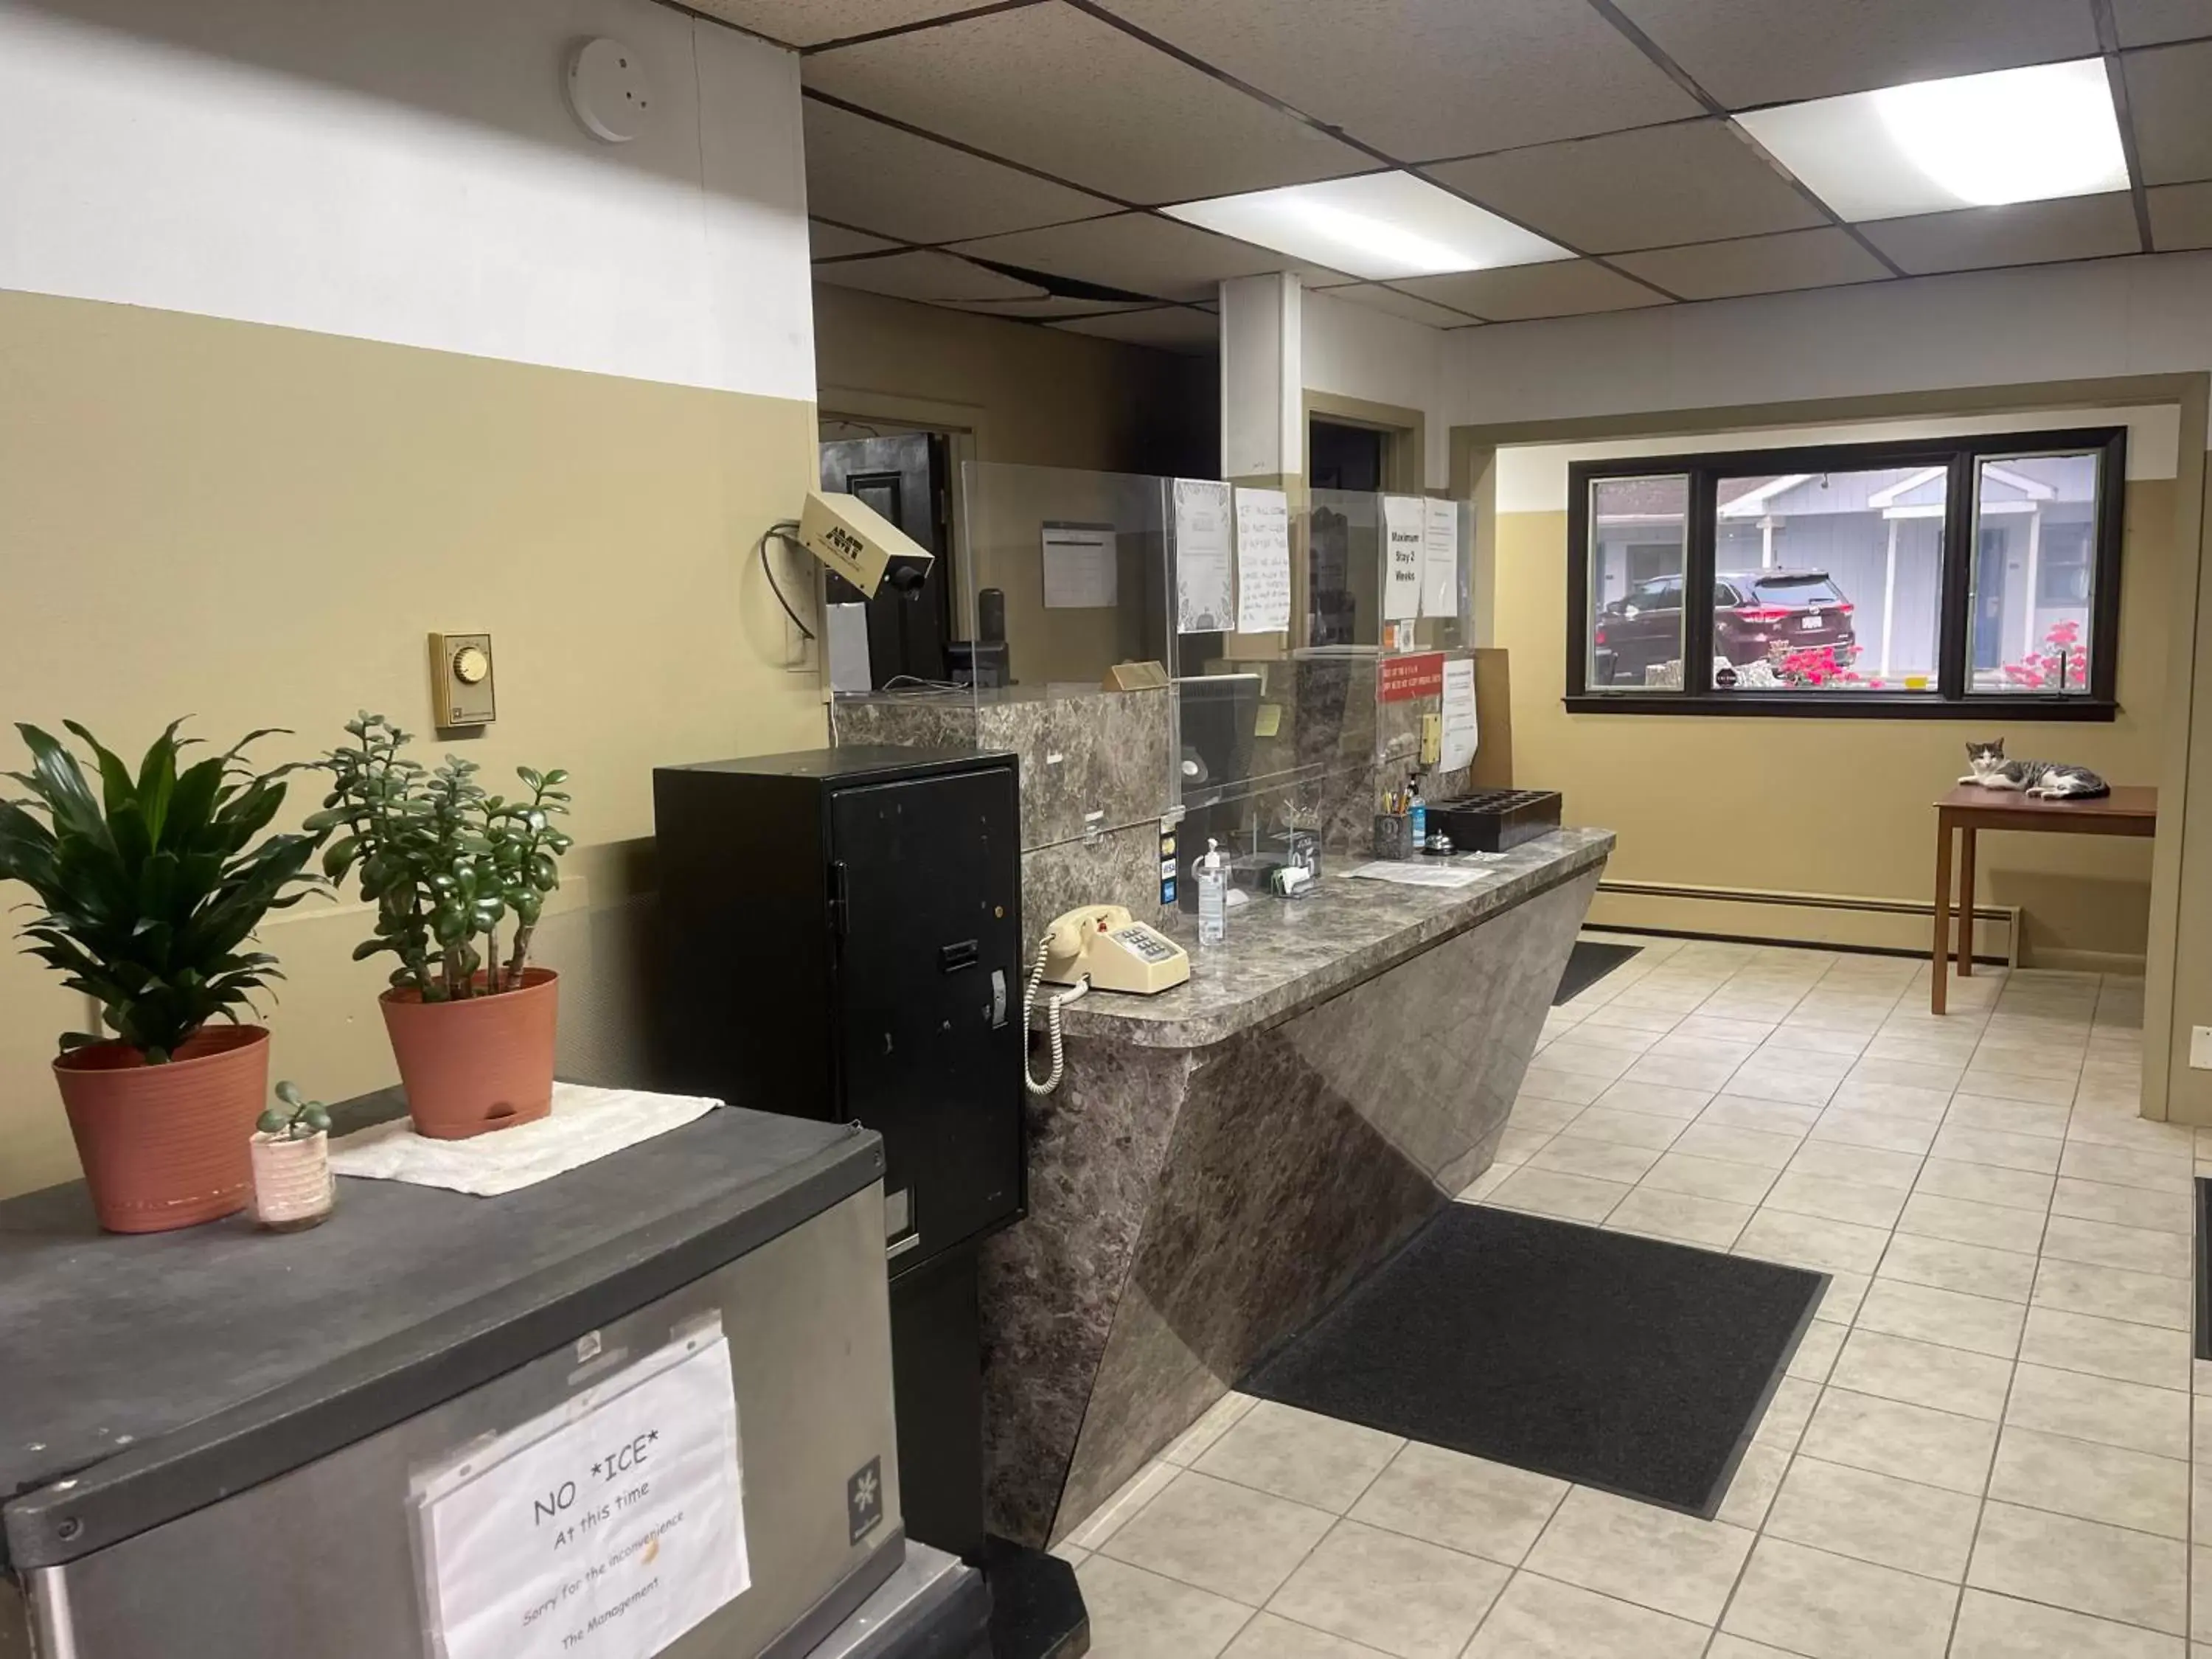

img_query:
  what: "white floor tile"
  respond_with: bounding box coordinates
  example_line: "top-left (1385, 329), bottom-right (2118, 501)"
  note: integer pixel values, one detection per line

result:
top-left (1967, 1500), bottom-right (2187, 1636)
top-left (1521, 1486), bottom-right (1753, 1624)
top-left (1989, 1424), bottom-right (2189, 1539)
top-left (1460, 1572), bottom-right (1709, 1659)
top-left (1345, 1442), bottom-right (1565, 1568)
top-left (1722, 1535), bottom-right (1960, 1658)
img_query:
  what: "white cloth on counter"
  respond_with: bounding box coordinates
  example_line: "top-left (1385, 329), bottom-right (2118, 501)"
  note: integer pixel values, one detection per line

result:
top-left (1347, 860), bottom-right (1495, 890)
top-left (328, 1082), bottom-right (721, 1197)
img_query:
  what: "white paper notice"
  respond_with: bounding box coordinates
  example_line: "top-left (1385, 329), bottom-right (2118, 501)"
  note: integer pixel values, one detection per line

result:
top-left (1441, 655), bottom-right (1479, 772)
top-left (1042, 523), bottom-right (1117, 610)
top-left (1382, 495), bottom-right (1424, 622)
top-left (1233, 487), bottom-right (1292, 635)
top-left (1422, 498), bottom-right (1458, 619)
top-left (1349, 860), bottom-right (1491, 889)
top-left (419, 1335), bottom-right (749, 1659)
top-left (1172, 478), bottom-right (1235, 633)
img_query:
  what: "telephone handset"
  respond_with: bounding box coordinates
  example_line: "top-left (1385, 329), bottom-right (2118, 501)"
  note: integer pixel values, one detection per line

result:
top-left (1023, 905), bottom-right (1192, 1095)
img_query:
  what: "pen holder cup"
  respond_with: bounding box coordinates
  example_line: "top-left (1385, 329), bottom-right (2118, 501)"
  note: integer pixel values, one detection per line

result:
top-left (1371, 814), bottom-right (1411, 860)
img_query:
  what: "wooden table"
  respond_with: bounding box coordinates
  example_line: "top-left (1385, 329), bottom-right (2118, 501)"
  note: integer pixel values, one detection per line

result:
top-left (1930, 785), bottom-right (2156, 1013)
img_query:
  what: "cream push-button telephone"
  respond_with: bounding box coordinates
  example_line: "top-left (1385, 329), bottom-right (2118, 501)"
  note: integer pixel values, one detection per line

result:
top-left (1041, 905), bottom-right (1190, 995)
top-left (1023, 905), bottom-right (1190, 1095)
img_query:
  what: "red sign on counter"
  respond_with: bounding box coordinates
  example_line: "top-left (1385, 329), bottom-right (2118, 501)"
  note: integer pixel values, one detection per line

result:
top-left (1379, 651), bottom-right (1445, 703)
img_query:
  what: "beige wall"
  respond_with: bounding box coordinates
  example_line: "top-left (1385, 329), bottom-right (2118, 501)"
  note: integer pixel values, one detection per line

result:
top-left (0, 291), bottom-right (824, 1196)
top-left (813, 283), bottom-right (1212, 686)
top-left (813, 283), bottom-right (1214, 475)
top-left (1489, 475), bottom-right (2170, 968)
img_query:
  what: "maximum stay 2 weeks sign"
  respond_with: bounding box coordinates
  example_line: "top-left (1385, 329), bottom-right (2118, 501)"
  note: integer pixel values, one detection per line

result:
top-left (415, 1331), bottom-right (751, 1659)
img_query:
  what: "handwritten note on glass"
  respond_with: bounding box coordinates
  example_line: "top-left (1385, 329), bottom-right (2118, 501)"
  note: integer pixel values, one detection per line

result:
top-left (1234, 487), bottom-right (1293, 635)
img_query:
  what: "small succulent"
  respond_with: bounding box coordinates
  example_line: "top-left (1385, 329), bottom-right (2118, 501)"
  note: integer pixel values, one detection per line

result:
top-left (257, 1079), bottom-right (331, 1141)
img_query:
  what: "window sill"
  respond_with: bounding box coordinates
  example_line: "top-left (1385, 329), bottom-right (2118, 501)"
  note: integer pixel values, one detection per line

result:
top-left (1562, 693), bottom-right (2118, 721)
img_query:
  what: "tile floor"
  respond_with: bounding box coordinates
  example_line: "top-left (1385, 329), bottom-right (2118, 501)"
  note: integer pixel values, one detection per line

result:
top-left (1054, 933), bottom-right (2211, 1658)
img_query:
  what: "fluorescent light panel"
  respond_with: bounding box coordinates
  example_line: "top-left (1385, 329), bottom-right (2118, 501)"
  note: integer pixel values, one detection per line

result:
top-left (1737, 58), bottom-right (2129, 223)
top-left (1164, 172), bottom-right (1572, 279)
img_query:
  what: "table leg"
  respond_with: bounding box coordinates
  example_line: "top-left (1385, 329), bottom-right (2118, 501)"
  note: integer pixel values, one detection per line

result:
top-left (1956, 827), bottom-right (1977, 979)
top-left (1931, 813), bottom-right (1952, 1015)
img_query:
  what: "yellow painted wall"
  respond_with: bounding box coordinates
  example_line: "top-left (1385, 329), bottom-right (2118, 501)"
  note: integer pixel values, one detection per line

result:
top-left (1491, 481), bottom-right (2171, 967)
top-left (0, 289), bottom-right (825, 1196)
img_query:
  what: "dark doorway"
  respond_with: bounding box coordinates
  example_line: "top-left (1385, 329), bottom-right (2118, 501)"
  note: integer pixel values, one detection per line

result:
top-left (820, 433), bottom-right (953, 688)
top-left (1310, 419), bottom-right (1386, 492)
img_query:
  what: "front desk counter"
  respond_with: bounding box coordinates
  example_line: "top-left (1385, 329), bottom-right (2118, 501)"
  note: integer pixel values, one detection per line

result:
top-left (981, 827), bottom-right (1615, 1548)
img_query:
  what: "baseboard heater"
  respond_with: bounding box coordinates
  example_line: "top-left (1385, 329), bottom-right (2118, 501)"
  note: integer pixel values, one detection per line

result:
top-left (1593, 879), bottom-right (2020, 968)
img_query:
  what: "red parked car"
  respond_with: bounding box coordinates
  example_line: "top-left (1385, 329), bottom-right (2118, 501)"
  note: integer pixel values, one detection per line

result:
top-left (1594, 568), bottom-right (1859, 685)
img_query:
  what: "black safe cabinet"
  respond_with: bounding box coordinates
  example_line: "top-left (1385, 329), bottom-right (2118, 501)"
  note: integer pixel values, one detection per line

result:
top-left (653, 746), bottom-right (1024, 1562)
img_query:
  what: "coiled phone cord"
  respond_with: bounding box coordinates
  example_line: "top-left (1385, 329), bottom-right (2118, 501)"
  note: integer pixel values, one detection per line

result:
top-left (1022, 935), bottom-right (1088, 1096)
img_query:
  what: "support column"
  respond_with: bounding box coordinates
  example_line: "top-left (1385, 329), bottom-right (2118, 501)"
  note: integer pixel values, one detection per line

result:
top-left (1219, 272), bottom-right (1303, 486)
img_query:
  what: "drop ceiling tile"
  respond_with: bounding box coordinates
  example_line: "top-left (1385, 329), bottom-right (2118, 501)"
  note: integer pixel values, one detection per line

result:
top-left (1091, 0), bottom-right (1699, 162)
top-left (948, 212), bottom-right (1348, 302)
top-left (2124, 41), bottom-right (2212, 185)
top-left (812, 250), bottom-right (1044, 302)
top-left (1860, 192), bottom-right (2142, 275)
top-left (1051, 306), bottom-right (1220, 353)
top-left (1613, 226), bottom-right (1893, 299)
top-left (803, 98), bottom-right (1117, 243)
top-left (1607, 0), bottom-right (2098, 108)
top-left (684, 0), bottom-right (986, 49)
top-left (1422, 119), bottom-right (1825, 254)
top-left (1395, 260), bottom-right (1670, 322)
top-left (810, 220), bottom-right (900, 258)
top-left (1310, 282), bottom-right (1484, 328)
top-left (2148, 181), bottom-right (2212, 248)
top-left (2113, 0), bottom-right (2212, 46)
top-left (801, 4), bottom-right (1370, 204)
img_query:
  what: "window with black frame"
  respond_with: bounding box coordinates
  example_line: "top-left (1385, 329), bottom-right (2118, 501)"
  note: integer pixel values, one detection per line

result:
top-left (1565, 427), bottom-right (2125, 717)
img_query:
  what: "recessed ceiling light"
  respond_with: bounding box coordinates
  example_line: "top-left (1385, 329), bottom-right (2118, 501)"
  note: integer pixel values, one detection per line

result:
top-left (1163, 173), bottom-right (1573, 280)
top-left (1736, 59), bottom-right (2129, 223)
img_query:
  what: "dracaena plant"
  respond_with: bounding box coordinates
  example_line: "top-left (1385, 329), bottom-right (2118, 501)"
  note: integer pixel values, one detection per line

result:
top-left (309, 713), bottom-right (572, 1002)
top-left (0, 721), bottom-right (325, 1062)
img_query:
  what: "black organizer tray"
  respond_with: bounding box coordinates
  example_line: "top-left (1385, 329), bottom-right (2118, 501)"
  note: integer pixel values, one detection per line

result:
top-left (1432, 789), bottom-right (1562, 853)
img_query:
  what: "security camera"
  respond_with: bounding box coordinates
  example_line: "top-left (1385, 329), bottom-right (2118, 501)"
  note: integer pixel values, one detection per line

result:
top-left (798, 491), bottom-right (935, 600)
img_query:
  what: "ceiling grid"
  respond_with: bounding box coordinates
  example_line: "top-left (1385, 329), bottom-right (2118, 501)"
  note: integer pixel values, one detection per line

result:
top-left (681, 0), bottom-right (2212, 346)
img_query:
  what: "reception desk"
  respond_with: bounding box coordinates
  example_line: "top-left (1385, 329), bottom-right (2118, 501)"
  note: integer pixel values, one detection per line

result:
top-left (978, 828), bottom-right (1615, 1546)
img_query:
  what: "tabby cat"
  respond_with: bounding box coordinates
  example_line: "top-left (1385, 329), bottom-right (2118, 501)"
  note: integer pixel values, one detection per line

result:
top-left (1958, 739), bottom-right (2110, 799)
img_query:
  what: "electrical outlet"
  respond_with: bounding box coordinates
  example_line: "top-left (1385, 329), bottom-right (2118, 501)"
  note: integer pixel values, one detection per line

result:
top-left (2192, 1026), bottom-right (2212, 1071)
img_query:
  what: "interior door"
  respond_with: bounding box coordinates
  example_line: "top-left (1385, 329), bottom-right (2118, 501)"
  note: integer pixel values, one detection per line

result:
top-left (829, 768), bottom-right (1023, 1260)
top-left (820, 434), bottom-right (953, 687)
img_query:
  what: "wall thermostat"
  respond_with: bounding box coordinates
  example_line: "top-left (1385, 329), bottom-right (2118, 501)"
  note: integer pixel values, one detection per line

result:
top-left (429, 632), bottom-right (496, 728)
top-left (566, 38), bottom-right (652, 144)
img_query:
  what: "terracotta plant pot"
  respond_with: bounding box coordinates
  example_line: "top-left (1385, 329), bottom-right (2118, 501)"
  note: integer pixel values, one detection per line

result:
top-left (380, 968), bottom-right (558, 1141)
top-left (251, 1129), bottom-right (335, 1231)
top-left (53, 1024), bottom-right (269, 1234)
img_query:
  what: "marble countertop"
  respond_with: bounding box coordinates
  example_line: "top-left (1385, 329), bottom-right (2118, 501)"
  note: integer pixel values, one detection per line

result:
top-left (1054, 827), bottom-right (1615, 1051)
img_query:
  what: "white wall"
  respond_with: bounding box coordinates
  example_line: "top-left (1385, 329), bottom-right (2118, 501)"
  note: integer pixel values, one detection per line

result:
top-left (1450, 253), bottom-right (2212, 430)
top-left (1497, 405), bottom-right (2183, 514)
top-left (1302, 286), bottom-right (1455, 488)
top-left (0, 0), bottom-right (814, 400)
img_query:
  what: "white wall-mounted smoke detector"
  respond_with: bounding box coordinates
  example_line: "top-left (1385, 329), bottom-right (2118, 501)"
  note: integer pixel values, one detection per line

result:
top-left (566, 38), bottom-right (652, 144)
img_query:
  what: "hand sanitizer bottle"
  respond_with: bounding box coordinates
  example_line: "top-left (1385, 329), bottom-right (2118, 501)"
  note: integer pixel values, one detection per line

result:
top-left (1197, 838), bottom-right (1228, 945)
top-left (1408, 777), bottom-right (1427, 852)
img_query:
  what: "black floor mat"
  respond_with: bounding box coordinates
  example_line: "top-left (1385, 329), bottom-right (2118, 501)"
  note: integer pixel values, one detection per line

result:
top-left (1555, 940), bottom-right (1641, 1005)
top-left (1242, 1204), bottom-right (1825, 1517)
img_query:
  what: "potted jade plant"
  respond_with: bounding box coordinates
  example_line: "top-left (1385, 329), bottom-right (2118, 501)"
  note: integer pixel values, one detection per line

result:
top-left (252, 1079), bottom-right (335, 1230)
top-left (0, 721), bottom-right (324, 1232)
top-left (310, 714), bottom-right (572, 1140)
